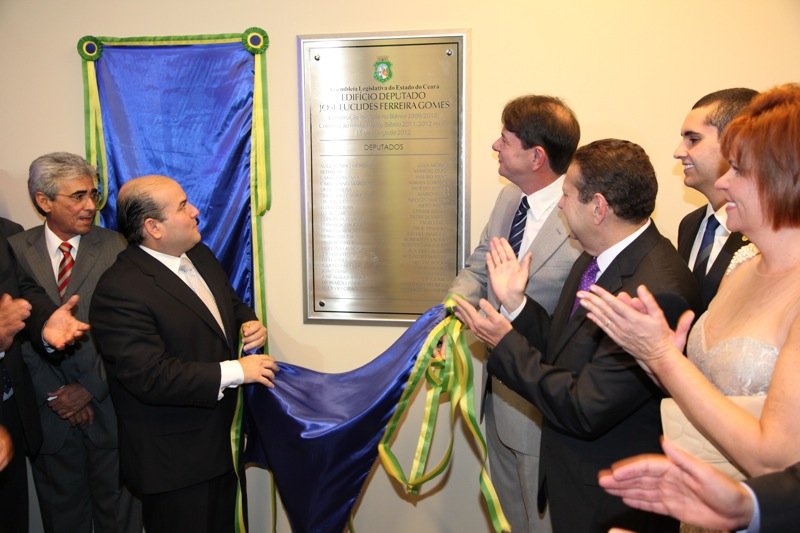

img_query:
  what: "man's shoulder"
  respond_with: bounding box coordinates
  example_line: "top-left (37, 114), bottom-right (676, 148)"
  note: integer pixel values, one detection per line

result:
top-left (87, 225), bottom-right (127, 249)
top-left (678, 205), bottom-right (707, 231)
top-left (0, 217), bottom-right (24, 239)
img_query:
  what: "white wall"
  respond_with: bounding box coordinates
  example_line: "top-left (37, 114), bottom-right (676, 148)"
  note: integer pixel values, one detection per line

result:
top-left (2, 1), bottom-right (799, 531)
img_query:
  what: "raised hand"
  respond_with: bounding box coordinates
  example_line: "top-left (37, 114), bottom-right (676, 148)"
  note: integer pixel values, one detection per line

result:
top-left (42, 295), bottom-right (90, 350)
top-left (486, 237), bottom-right (532, 311)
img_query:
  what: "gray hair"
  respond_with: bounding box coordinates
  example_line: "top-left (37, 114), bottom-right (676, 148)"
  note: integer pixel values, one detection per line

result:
top-left (28, 152), bottom-right (97, 216)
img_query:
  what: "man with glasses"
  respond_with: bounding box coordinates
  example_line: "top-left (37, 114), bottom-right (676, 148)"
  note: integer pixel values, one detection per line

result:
top-left (9, 152), bottom-right (141, 532)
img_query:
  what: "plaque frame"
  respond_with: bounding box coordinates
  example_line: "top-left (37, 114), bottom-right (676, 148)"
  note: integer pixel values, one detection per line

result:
top-left (299, 30), bottom-right (468, 325)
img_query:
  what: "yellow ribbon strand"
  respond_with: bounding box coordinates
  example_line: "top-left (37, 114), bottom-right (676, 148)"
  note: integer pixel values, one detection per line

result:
top-left (378, 301), bottom-right (510, 532)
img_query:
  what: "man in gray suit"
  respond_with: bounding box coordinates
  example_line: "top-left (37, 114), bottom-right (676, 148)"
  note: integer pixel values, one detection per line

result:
top-left (10, 152), bottom-right (140, 532)
top-left (448, 95), bottom-right (582, 532)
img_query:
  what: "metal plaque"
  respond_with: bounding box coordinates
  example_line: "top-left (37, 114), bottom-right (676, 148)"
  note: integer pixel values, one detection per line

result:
top-left (300, 31), bottom-right (467, 324)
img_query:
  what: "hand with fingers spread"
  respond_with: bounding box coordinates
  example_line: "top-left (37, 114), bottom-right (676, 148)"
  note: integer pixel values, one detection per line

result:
top-left (599, 439), bottom-right (753, 531)
top-left (486, 237), bottom-right (532, 311)
top-left (576, 283), bottom-right (695, 371)
top-left (42, 294), bottom-right (91, 350)
top-left (452, 294), bottom-right (512, 348)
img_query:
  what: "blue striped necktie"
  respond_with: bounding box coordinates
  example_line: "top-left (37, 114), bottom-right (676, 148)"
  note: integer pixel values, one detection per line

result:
top-left (693, 214), bottom-right (720, 281)
top-left (508, 196), bottom-right (530, 256)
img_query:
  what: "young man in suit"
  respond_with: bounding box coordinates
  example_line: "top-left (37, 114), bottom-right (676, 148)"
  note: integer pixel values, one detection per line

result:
top-left (454, 139), bottom-right (701, 532)
top-left (1, 217), bottom-right (90, 533)
top-left (448, 95), bottom-right (582, 532)
top-left (674, 88), bottom-right (757, 309)
top-left (9, 152), bottom-right (140, 533)
top-left (90, 175), bottom-right (278, 533)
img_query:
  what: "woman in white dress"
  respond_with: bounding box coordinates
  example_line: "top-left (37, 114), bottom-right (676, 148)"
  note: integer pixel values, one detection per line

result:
top-left (578, 83), bottom-right (800, 478)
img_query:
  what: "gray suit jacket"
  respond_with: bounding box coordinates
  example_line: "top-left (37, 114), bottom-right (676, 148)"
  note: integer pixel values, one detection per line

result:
top-left (9, 225), bottom-right (126, 454)
top-left (449, 182), bottom-right (581, 453)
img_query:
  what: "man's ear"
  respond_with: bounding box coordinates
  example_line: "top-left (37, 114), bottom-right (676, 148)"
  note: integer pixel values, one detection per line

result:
top-left (143, 218), bottom-right (161, 240)
top-left (529, 146), bottom-right (548, 172)
top-left (34, 191), bottom-right (53, 215)
top-left (592, 193), bottom-right (609, 224)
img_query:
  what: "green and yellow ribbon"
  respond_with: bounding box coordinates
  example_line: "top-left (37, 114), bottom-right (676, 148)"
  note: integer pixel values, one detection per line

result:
top-left (378, 298), bottom-right (510, 532)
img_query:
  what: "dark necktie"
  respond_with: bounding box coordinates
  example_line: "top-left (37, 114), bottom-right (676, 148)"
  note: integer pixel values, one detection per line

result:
top-left (571, 257), bottom-right (599, 317)
top-left (57, 241), bottom-right (74, 301)
top-left (693, 214), bottom-right (720, 282)
top-left (508, 196), bottom-right (530, 256)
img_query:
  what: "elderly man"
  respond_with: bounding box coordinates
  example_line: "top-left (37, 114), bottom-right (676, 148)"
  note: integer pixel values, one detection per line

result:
top-left (9, 152), bottom-right (140, 532)
top-left (90, 175), bottom-right (278, 533)
top-left (454, 139), bottom-right (701, 532)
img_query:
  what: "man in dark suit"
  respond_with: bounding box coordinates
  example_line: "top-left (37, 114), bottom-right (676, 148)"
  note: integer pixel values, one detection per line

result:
top-left (448, 95), bottom-right (582, 532)
top-left (674, 88), bottom-right (757, 309)
top-left (599, 438), bottom-right (799, 533)
top-left (90, 175), bottom-right (278, 533)
top-left (9, 152), bottom-right (140, 532)
top-left (1, 216), bottom-right (90, 533)
top-left (454, 139), bottom-right (701, 532)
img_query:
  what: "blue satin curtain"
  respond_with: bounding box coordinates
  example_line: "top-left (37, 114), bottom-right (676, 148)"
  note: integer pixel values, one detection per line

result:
top-left (94, 42), bottom-right (255, 304)
top-left (244, 305), bottom-right (446, 532)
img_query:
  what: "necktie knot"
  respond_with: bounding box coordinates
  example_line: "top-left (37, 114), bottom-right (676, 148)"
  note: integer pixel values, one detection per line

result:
top-left (508, 196), bottom-right (530, 256)
top-left (59, 241), bottom-right (73, 255)
top-left (571, 257), bottom-right (599, 316)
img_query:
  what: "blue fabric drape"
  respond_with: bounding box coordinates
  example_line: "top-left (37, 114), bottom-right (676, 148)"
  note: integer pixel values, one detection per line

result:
top-left (243, 304), bottom-right (446, 532)
top-left (94, 42), bottom-right (255, 304)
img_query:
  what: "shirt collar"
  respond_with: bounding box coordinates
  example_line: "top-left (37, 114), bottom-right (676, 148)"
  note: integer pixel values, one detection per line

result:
top-left (596, 219), bottom-right (652, 274)
top-left (43, 222), bottom-right (81, 259)
top-left (139, 244), bottom-right (184, 275)
top-left (525, 175), bottom-right (564, 220)
top-left (706, 203), bottom-right (732, 234)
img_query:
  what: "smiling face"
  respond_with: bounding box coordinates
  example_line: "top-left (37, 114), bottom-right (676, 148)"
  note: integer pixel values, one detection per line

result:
top-left (715, 160), bottom-right (764, 236)
top-left (674, 106), bottom-right (729, 205)
top-left (36, 175), bottom-right (98, 240)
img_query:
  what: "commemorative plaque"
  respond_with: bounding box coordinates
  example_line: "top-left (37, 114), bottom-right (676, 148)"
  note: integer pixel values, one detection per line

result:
top-left (300, 32), bottom-right (467, 324)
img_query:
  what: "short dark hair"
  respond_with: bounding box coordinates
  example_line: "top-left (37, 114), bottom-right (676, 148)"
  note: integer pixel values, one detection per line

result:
top-left (572, 139), bottom-right (657, 223)
top-left (501, 95), bottom-right (580, 174)
top-left (116, 184), bottom-right (164, 245)
top-left (692, 88), bottom-right (759, 134)
top-left (721, 83), bottom-right (800, 230)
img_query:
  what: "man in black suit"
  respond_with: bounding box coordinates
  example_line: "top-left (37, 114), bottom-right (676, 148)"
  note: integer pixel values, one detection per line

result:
top-left (1, 217), bottom-right (90, 532)
top-left (454, 139), bottom-right (701, 532)
top-left (90, 175), bottom-right (278, 533)
top-left (674, 88), bottom-right (757, 309)
top-left (599, 438), bottom-right (800, 533)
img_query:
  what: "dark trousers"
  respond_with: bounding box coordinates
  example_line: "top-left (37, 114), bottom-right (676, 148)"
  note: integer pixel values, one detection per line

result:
top-left (142, 470), bottom-right (238, 533)
top-left (0, 395), bottom-right (29, 533)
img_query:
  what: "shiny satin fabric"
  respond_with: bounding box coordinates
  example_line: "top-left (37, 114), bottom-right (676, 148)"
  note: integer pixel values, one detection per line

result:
top-left (243, 305), bottom-right (446, 532)
top-left (94, 42), bottom-right (256, 304)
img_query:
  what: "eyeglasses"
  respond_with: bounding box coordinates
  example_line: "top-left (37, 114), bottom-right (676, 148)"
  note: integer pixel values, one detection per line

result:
top-left (54, 189), bottom-right (101, 204)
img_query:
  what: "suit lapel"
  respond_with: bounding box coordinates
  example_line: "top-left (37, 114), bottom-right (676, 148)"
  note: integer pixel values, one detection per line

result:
top-left (549, 224), bottom-right (660, 359)
top-left (524, 208), bottom-right (570, 276)
top-left (677, 207), bottom-right (705, 262)
top-left (65, 229), bottom-right (101, 299)
top-left (22, 228), bottom-right (60, 302)
top-left (129, 246), bottom-right (230, 346)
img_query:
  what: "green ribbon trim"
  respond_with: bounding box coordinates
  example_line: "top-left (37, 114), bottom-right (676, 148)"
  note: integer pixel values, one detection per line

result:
top-left (231, 334), bottom-right (247, 533)
top-left (378, 298), bottom-right (510, 532)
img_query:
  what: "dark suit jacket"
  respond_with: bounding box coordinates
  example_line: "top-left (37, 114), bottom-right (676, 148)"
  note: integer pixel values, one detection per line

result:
top-left (677, 205), bottom-right (747, 310)
top-left (746, 462), bottom-right (800, 533)
top-left (90, 243), bottom-right (257, 494)
top-left (487, 223), bottom-right (701, 533)
top-left (9, 225), bottom-right (125, 453)
top-left (0, 219), bottom-right (56, 456)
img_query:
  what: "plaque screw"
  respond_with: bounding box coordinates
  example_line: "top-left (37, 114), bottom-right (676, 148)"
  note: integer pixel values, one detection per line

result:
top-left (446, 49), bottom-right (453, 56)
top-left (318, 300), bottom-right (326, 307)
top-left (314, 54), bottom-right (321, 61)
